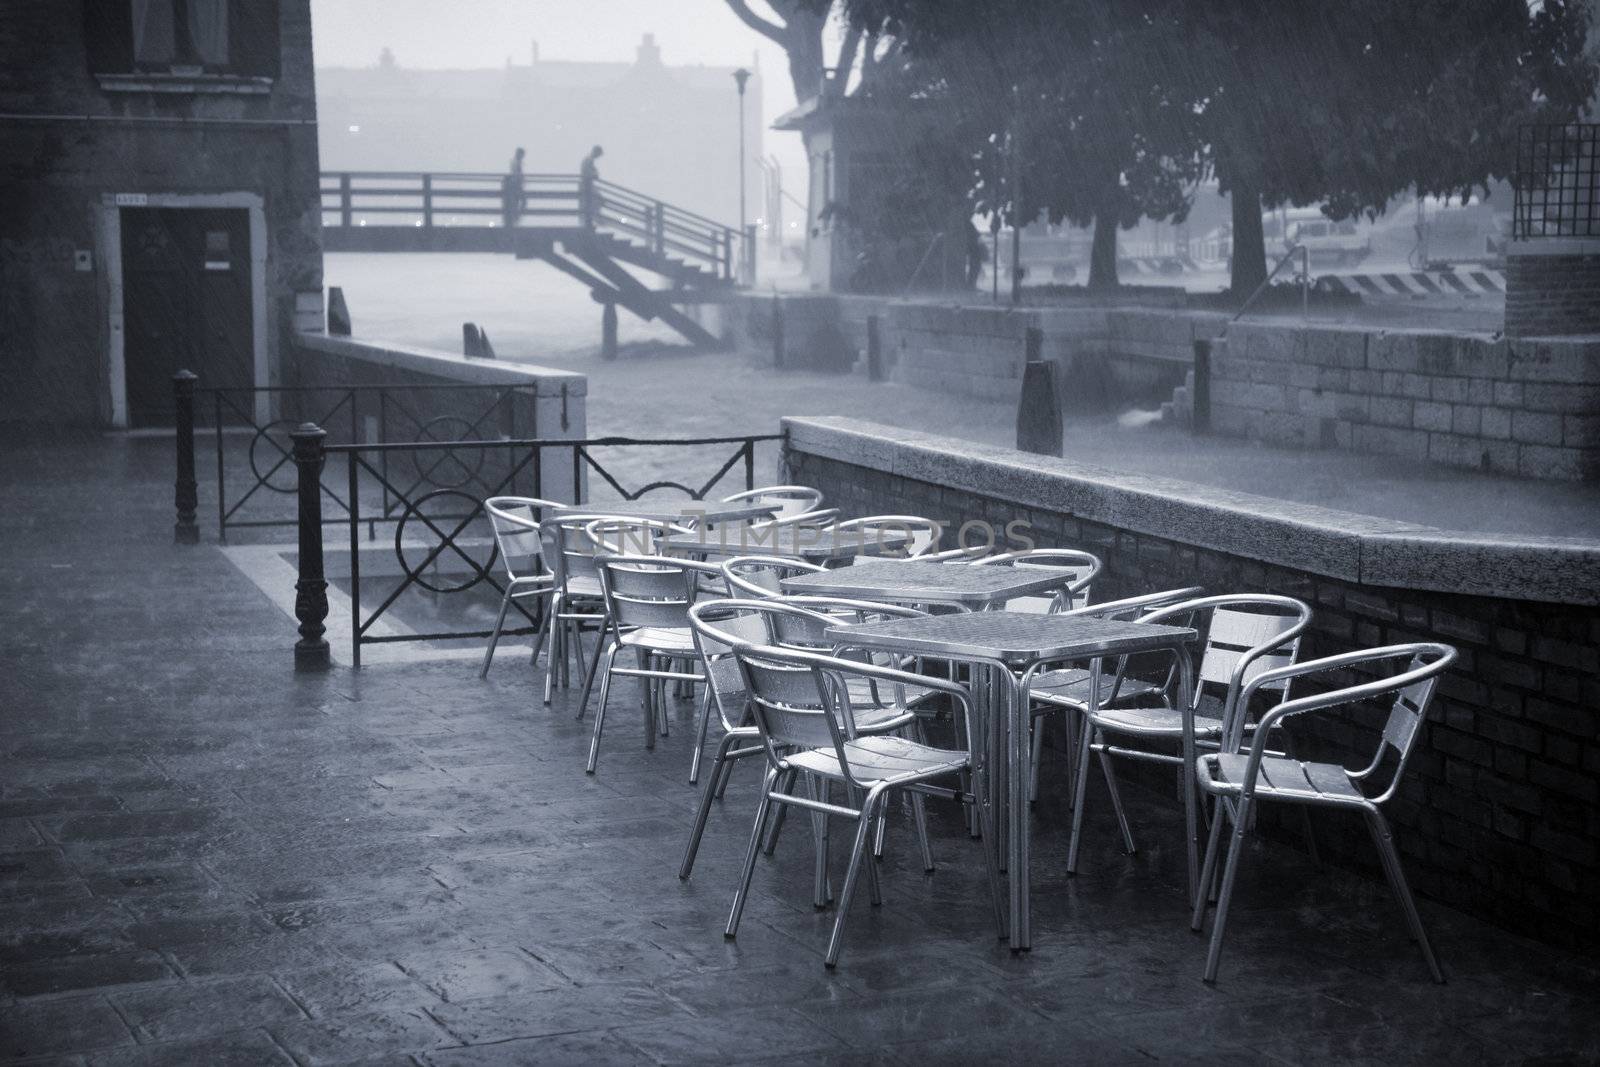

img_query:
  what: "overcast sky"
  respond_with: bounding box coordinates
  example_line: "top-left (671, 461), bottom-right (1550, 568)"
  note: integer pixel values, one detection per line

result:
top-left (309, 0), bottom-right (812, 130)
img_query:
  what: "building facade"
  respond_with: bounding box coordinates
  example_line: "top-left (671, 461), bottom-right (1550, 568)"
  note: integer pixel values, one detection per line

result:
top-left (0, 0), bottom-right (324, 428)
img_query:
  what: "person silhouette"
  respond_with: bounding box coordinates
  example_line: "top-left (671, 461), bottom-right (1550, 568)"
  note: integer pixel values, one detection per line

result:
top-left (579, 145), bottom-right (603, 228)
top-left (503, 147), bottom-right (526, 228)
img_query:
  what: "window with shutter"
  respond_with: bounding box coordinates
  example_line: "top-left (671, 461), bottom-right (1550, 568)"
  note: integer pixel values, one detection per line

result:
top-left (86, 0), bottom-right (279, 84)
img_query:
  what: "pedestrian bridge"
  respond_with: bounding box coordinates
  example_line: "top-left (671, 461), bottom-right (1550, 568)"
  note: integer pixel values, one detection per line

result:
top-left (321, 171), bottom-right (750, 346)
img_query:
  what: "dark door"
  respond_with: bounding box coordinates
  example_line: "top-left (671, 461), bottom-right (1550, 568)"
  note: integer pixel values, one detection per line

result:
top-left (122, 207), bottom-right (253, 425)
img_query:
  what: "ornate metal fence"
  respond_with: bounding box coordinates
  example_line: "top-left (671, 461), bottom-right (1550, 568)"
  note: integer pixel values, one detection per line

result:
top-left (175, 373), bottom-right (543, 540)
top-left (288, 428), bottom-right (783, 669)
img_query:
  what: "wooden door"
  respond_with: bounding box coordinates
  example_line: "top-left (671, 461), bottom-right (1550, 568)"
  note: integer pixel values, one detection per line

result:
top-left (122, 207), bottom-right (253, 425)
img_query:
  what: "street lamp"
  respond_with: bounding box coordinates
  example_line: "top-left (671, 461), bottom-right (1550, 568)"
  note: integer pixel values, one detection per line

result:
top-left (733, 67), bottom-right (751, 282)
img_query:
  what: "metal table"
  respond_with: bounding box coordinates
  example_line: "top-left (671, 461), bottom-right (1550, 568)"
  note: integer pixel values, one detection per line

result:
top-left (827, 610), bottom-right (1197, 950)
top-left (662, 524), bottom-right (910, 563)
top-left (779, 558), bottom-right (1078, 607)
top-left (553, 499), bottom-right (775, 525)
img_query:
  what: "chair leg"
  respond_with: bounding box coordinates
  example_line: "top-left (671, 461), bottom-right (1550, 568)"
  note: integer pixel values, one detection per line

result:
top-left (1191, 795), bottom-right (1231, 932)
top-left (584, 644), bottom-right (617, 775)
top-left (1366, 810), bottom-right (1445, 983)
top-left (852, 787), bottom-right (884, 907)
top-left (726, 768), bottom-right (778, 939)
top-left (543, 598), bottom-right (562, 705)
top-left (810, 775), bottom-right (831, 910)
top-left (970, 762), bottom-right (1007, 941)
top-left (480, 585), bottom-right (514, 678)
top-left (575, 629), bottom-right (607, 720)
top-left (689, 684), bottom-right (714, 785)
top-left (1202, 797), bottom-right (1252, 983)
top-left (910, 790), bottom-right (934, 872)
top-left (527, 596), bottom-right (549, 671)
top-left (713, 747), bottom-right (737, 799)
top-left (679, 733), bottom-right (740, 880)
top-left (872, 804), bottom-right (887, 860)
top-left (639, 650), bottom-right (656, 750)
top-left (825, 787), bottom-right (885, 968)
top-left (763, 767), bottom-right (798, 856)
top-left (1029, 718), bottom-right (1044, 804)
top-left (1099, 749), bottom-right (1137, 855)
top-left (1065, 718), bottom-right (1096, 875)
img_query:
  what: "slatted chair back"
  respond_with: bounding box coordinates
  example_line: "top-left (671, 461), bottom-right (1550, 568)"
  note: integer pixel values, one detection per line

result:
top-left (737, 646), bottom-right (844, 753)
top-left (723, 555), bottom-right (825, 599)
top-left (1060, 586), bottom-right (1206, 622)
top-left (596, 555), bottom-right (702, 631)
top-left (1143, 594), bottom-right (1313, 731)
top-left (833, 515), bottom-right (942, 558)
top-left (484, 496), bottom-right (561, 582)
top-left (973, 549), bottom-right (1102, 613)
top-left (585, 516), bottom-right (687, 557)
top-left (547, 512), bottom-right (627, 591)
top-left (723, 484), bottom-right (824, 518)
top-left (688, 599), bottom-right (772, 732)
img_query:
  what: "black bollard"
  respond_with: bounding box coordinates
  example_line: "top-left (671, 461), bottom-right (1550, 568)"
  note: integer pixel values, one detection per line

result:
top-left (1191, 338), bottom-right (1212, 435)
top-left (291, 423), bottom-right (331, 671)
top-left (600, 301), bottom-right (618, 361)
top-left (328, 286), bottom-right (352, 336)
top-left (1015, 326), bottom-right (1064, 456)
top-left (462, 322), bottom-right (481, 357)
top-left (866, 315), bottom-right (884, 382)
top-left (173, 370), bottom-right (199, 544)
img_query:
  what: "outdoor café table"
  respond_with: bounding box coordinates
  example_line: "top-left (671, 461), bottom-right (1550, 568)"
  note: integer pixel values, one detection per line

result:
top-left (777, 557), bottom-right (1077, 608)
top-left (824, 609), bottom-right (1197, 951)
top-left (552, 499), bottom-right (775, 526)
top-left (660, 523), bottom-right (911, 564)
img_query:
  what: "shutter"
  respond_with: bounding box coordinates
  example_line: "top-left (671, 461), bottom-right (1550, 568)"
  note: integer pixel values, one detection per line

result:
top-left (228, 0), bottom-right (280, 78)
top-left (85, 0), bottom-right (135, 74)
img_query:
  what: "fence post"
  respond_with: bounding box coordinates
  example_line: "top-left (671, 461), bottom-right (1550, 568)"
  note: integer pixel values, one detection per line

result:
top-left (339, 173), bottom-right (352, 229)
top-left (422, 173), bottom-right (433, 229)
top-left (1015, 326), bottom-right (1063, 457)
top-left (771, 295), bottom-right (785, 370)
top-left (1191, 338), bottom-right (1212, 435)
top-left (866, 315), bottom-right (884, 382)
top-left (600, 300), bottom-right (618, 361)
top-left (173, 370), bottom-right (199, 545)
top-left (653, 202), bottom-right (665, 255)
top-left (744, 223), bottom-right (758, 286)
top-left (292, 423), bottom-right (331, 672)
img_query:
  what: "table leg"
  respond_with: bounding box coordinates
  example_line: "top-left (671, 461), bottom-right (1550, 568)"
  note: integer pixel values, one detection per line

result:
top-left (1006, 668), bottom-right (1031, 950)
top-left (1175, 643), bottom-right (1199, 907)
top-left (987, 665), bottom-right (1007, 876)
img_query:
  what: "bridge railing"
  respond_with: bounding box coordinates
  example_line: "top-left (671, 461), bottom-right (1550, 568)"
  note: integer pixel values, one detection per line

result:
top-left (320, 170), bottom-right (744, 281)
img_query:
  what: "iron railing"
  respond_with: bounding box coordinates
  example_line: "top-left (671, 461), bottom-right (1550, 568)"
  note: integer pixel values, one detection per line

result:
top-left (292, 430), bottom-right (784, 668)
top-left (1514, 123), bottom-right (1599, 239)
top-left (318, 170), bottom-right (744, 281)
top-left (181, 376), bottom-right (549, 540)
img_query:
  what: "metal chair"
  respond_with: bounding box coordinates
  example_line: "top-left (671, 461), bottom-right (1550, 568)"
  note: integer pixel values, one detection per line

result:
top-left (725, 642), bottom-right (1002, 967)
top-left (832, 515), bottom-right (943, 558)
top-left (920, 544), bottom-right (994, 563)
top-left (722, 554), bottom-right (825, 599)
top-left (679, 598), bottom-right (935, 880)
top-left (538, 511), bottom-right (629, 704)
top-left (1191, 642), bottom-right (1457, 983)
top-left (583, 553), bottom-right (722, 774)
top-left (722, 484), bottom-right (823, 518)
top-left (971, 548), bottom-right (1101, 613)
top-left (479, 497), bottom-right (560, 681)
top-left (1058, 594), bottom-right (1314, 904)
top-left (1023, 586), bottom-right (1205, 800)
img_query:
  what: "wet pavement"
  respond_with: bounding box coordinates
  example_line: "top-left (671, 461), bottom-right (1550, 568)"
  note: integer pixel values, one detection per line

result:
top-left (3, 433), bottom-right (1599, 1065)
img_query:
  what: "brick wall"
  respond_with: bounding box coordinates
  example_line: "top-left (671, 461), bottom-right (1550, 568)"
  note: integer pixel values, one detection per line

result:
top-left (1506, 249), bottom-right (1600, 338)
top-left (785, 423), bottom-right (1600, 950)
top-left (1205, 323), bottom-right (1600, 481)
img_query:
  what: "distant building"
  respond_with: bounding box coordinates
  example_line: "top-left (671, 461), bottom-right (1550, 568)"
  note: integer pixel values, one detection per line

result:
top-left (0, 0), bottom-right (325, 428)
top-left (317, 34), bottom-right (762, 230)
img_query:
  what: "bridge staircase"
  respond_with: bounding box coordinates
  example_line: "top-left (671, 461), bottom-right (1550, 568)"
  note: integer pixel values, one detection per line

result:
top-left (320, 171), bottom-right (748, 347)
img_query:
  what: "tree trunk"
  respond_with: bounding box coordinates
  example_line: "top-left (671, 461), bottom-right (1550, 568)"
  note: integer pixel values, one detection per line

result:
top-left (1229, 180), bottom-right (1267, 296)
top-left (1088, 209), bottom-right (1119, 290)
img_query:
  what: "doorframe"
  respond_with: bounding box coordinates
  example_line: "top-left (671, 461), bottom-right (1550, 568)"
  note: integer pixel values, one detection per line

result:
top-left (100, 192), bottom-right (269, 428)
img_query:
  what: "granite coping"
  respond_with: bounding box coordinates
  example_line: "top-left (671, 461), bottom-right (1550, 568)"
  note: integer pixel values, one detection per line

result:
top-left (781, 416), bottom-right (1600, 607)
top-left (297, 332), bottom-right (588, 397)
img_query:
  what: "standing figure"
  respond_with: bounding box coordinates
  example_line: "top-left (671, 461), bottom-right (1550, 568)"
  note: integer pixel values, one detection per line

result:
top-left (502, 147), bottom-right (526, 228)
top-left (579, 145), bottom-right (603, 228)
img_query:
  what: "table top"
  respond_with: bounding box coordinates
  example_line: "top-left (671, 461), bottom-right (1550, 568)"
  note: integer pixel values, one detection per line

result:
top-left (781, 558), bottom-right (1078, 607)
top-left (827, 610), bottom-right (1197, 666)
top-left (553, 499), bottom-right (775, 525)
top-left (663, 524), bottom-right (910, 561)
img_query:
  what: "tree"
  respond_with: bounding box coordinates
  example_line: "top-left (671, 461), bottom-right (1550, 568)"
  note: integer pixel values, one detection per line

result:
top-left (722, 1), bottom-right (885, 102)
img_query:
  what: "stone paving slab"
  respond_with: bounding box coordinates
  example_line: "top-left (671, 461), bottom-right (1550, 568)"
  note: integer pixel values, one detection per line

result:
top-left (2, 434), bottom-right (1599, 1064)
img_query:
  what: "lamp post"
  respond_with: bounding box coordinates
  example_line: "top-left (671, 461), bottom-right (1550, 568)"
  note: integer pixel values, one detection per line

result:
top-left (733, 67), bottom-right (751, 282)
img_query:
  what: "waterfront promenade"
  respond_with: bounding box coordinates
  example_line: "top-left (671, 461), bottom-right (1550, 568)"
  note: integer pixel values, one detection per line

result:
top-left (3, 431), bottom-right (1598, 1064)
